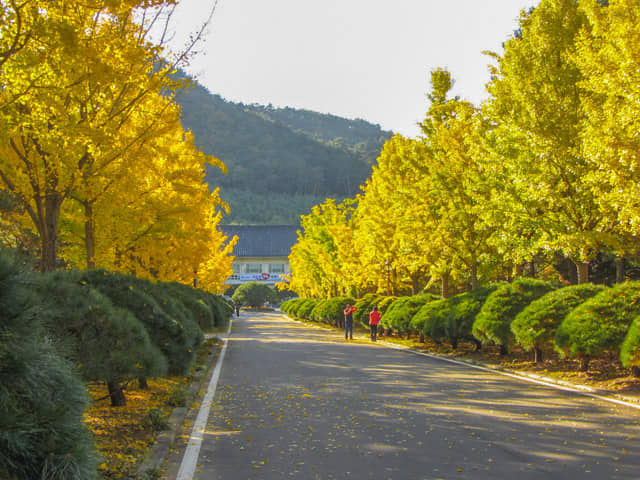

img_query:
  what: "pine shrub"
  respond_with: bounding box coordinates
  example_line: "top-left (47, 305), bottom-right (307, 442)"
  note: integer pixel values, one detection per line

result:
top-left (381, 294), bottom-right (439, 337)
top-left (555, 281), bottom-right (640, 370)
top-left (0, 255), bottom-right (97, 479)
top-left (444, 284), bottom-right (502, 350)
top-left (79, 270), bottom-right (200, 375)
top-left (473, 278), bottom-right (555, 353)
top-left (512, 283), bottom-right (606, 360)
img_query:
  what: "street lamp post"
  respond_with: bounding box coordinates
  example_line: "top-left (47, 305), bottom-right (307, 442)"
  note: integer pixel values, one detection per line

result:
top-left (385, 259), bottom-right (391, 296)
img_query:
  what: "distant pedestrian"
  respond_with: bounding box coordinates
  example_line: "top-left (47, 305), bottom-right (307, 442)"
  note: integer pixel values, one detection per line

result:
top-left (235, 303), bottom-right (240, 317)
top-left (369, 305), bottom-right (381, 341)
top-left (343, 304), bottom-right (357, 340)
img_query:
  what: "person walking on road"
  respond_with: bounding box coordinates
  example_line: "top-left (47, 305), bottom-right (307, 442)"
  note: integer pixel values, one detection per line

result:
top-left (369, 305), bottom-right (381, 341)
top-left (343, 304), bottom-right (356, 340)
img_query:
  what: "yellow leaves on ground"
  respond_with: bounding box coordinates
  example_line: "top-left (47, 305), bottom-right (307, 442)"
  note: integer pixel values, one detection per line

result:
top-left (85, 338), bottom-right (219, 478)
top-left (85, 377), bottom-right (187, 478)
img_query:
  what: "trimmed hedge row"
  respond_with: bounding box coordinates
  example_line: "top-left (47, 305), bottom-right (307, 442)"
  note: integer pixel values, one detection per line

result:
top-left (282, 280), bottom-right (640, 374)
top-left (0, 256), bottom-right (233, 480)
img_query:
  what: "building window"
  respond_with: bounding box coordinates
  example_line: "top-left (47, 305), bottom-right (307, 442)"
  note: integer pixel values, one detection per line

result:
top-left (232, 263), bottom-right (241, 274)
top-left (245, 263), bottom-right (262, 273)
top-left (269, 263), bottom-right (285, 274)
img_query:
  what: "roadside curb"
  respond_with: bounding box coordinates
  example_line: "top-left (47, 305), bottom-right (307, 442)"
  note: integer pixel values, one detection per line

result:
top-left (137, 322), bottom-right (232, 478)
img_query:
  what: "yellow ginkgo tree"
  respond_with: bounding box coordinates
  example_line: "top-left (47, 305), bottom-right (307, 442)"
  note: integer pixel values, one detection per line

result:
top-left (576, 0), bottom-right (640, 246)
top-left (0, 0), bottom-right (187, 272)
top-left (483, 0), bottom-right (619, 284)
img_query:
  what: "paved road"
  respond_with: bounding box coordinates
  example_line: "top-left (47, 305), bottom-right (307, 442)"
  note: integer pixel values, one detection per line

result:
top-left (178, 311), bottom-right (640, 479)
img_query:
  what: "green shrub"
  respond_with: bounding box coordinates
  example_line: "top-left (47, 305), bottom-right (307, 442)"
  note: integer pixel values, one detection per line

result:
top-left (162, 281), bottom-right (216, 331)
top-left (296, 298), bottom-right (321, 320)
top-left (620, 314), bottom-right (640, 372)
top-left (413, 298), bottom-right (450, 342)
top-left (354, 293), bottom-right (380, 327)
top-left (232, 281), bottom-right (278, 307)
top-left (139, 280), bottom-right (204, 372)
top-left (311, 296), bottom-right (356, 326)
top-left (374, 296), bottom-right (396, 315)
top-left (445, 284), bottom-right (502, 350)
top-left (210, 295), bottom-right (234, 328)
top-left (80, 270), bottom-right (201, 375)
top-left (472, 278), bottom-right (555, 353)
top-left (512, 283), bottom-right (606, 359)
top-left (280, 298), bottom-right (297, 314)
top-left (33, 271), bottom-right (168, 404)
top-left (307, 300), bottom-right (324, 322)
top-left (283, 298), bottom-right (309, 317)
top-left (381, 294), bottom-right (439, 337)
top-left (0, 255), bottom-right (97, 479)
top-left (555, 282), bottom-right (640, 370)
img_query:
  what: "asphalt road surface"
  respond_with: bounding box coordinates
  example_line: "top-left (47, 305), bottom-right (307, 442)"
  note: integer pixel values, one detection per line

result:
top-left (177, 311), bottom-right (640, 480)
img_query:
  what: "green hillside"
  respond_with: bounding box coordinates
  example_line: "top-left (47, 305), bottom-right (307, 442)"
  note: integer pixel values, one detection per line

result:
top-left (175, 79), bottom-right (393, 224)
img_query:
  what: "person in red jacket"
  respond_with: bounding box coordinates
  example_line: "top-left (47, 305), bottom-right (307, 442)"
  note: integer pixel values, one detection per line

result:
top-left (369, 306), bottom-right (381, 342)
top-left (343, 304), bottom-right (356, 340)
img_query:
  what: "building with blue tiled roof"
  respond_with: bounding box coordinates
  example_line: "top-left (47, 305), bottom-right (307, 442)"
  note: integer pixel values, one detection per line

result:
top-left (220, 225), bottom-right (298, 285)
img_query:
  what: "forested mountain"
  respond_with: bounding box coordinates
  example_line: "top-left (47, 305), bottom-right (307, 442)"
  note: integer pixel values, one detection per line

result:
top-left (175, 78), bottom-right (393, 224)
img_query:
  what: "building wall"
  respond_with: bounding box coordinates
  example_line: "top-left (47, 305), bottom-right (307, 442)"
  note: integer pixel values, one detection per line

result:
top-left (226, 256), bottom-right (290, 285)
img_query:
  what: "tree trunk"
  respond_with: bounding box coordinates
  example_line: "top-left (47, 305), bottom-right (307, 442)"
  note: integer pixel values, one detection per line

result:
top-left (631, 366), bottom-right (640, 378)
top-left (579, 356), bottom-right (590, 372)
top-left (533, 347), bottom-right (542, 364)
top-left (411, 273), bottom-right (420, 296)
top-left (472, 339), bottom-right (482, 351)
top-left (616, 257), bottom-right (625, 284)
top-left (84, 201), bottom-right (96, 270)
top-left (441, 271), bottom-right (450, 299)
top-left (499, 344), bottom-right (508, 356)
top-left (138, 376), bottom-right (149, 390)
top-left (39, 193), bottom-right (63, 272)
top-left (529, 259), bottom-right (536, 278)
top-left (451, 338), bottom-right (458, 350)
top-left (574, 261), bottom-right (590, 285)
top-left (419, 332), bottom-right (425, 343)
top-left (107, 381), bottom-right (126, 407)
top-left (470, 264), bottom-right (479, 291)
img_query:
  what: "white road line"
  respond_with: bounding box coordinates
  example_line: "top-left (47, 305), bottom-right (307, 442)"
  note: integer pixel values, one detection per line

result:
top-left (176, 322), bottom-right (232, 480)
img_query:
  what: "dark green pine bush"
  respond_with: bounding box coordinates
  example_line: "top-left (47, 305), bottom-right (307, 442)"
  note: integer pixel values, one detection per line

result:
top-left (512, 283), bottom-right (606, 361)
top-left (445, 284), bottom-right (503, 350)
top-left (210, 295), bottom-right (234, 327)
top-left (279, 298), bottom-right (297, 314)
top-left (354, 293), bottom-right (380, 328)
top-left (283, 298), bottom-right (309, 317)
top-left (312, 296), bottom-right (356, 326)
top-left (620, 314), bottom-right (640, 376)
top-left (79, 270), bottom-right (201, 376)
top-left (296, 298), bottom-right (321, 320)
top-left (412, 298), bottom-right (450, 342)
top-left (381, 294), bottom-right (440, 338)
top-left (373, 295), bottom-right (396, 315)
top-left (138, 279), bottom-right (205, 372)
top-left (473, 278), bottom-right (555, 353)
top-left (0, 255), bottom-right (97, 480)
top-left (162, 281), bottom-right (217, 331)
top-left (555, 281), bottom-right (640, 371)
top-left (32, 271), bottom-right (168, 405)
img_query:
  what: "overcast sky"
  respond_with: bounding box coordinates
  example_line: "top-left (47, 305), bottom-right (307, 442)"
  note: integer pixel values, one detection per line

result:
top-left (165, 0), bottom-right (539, 137)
